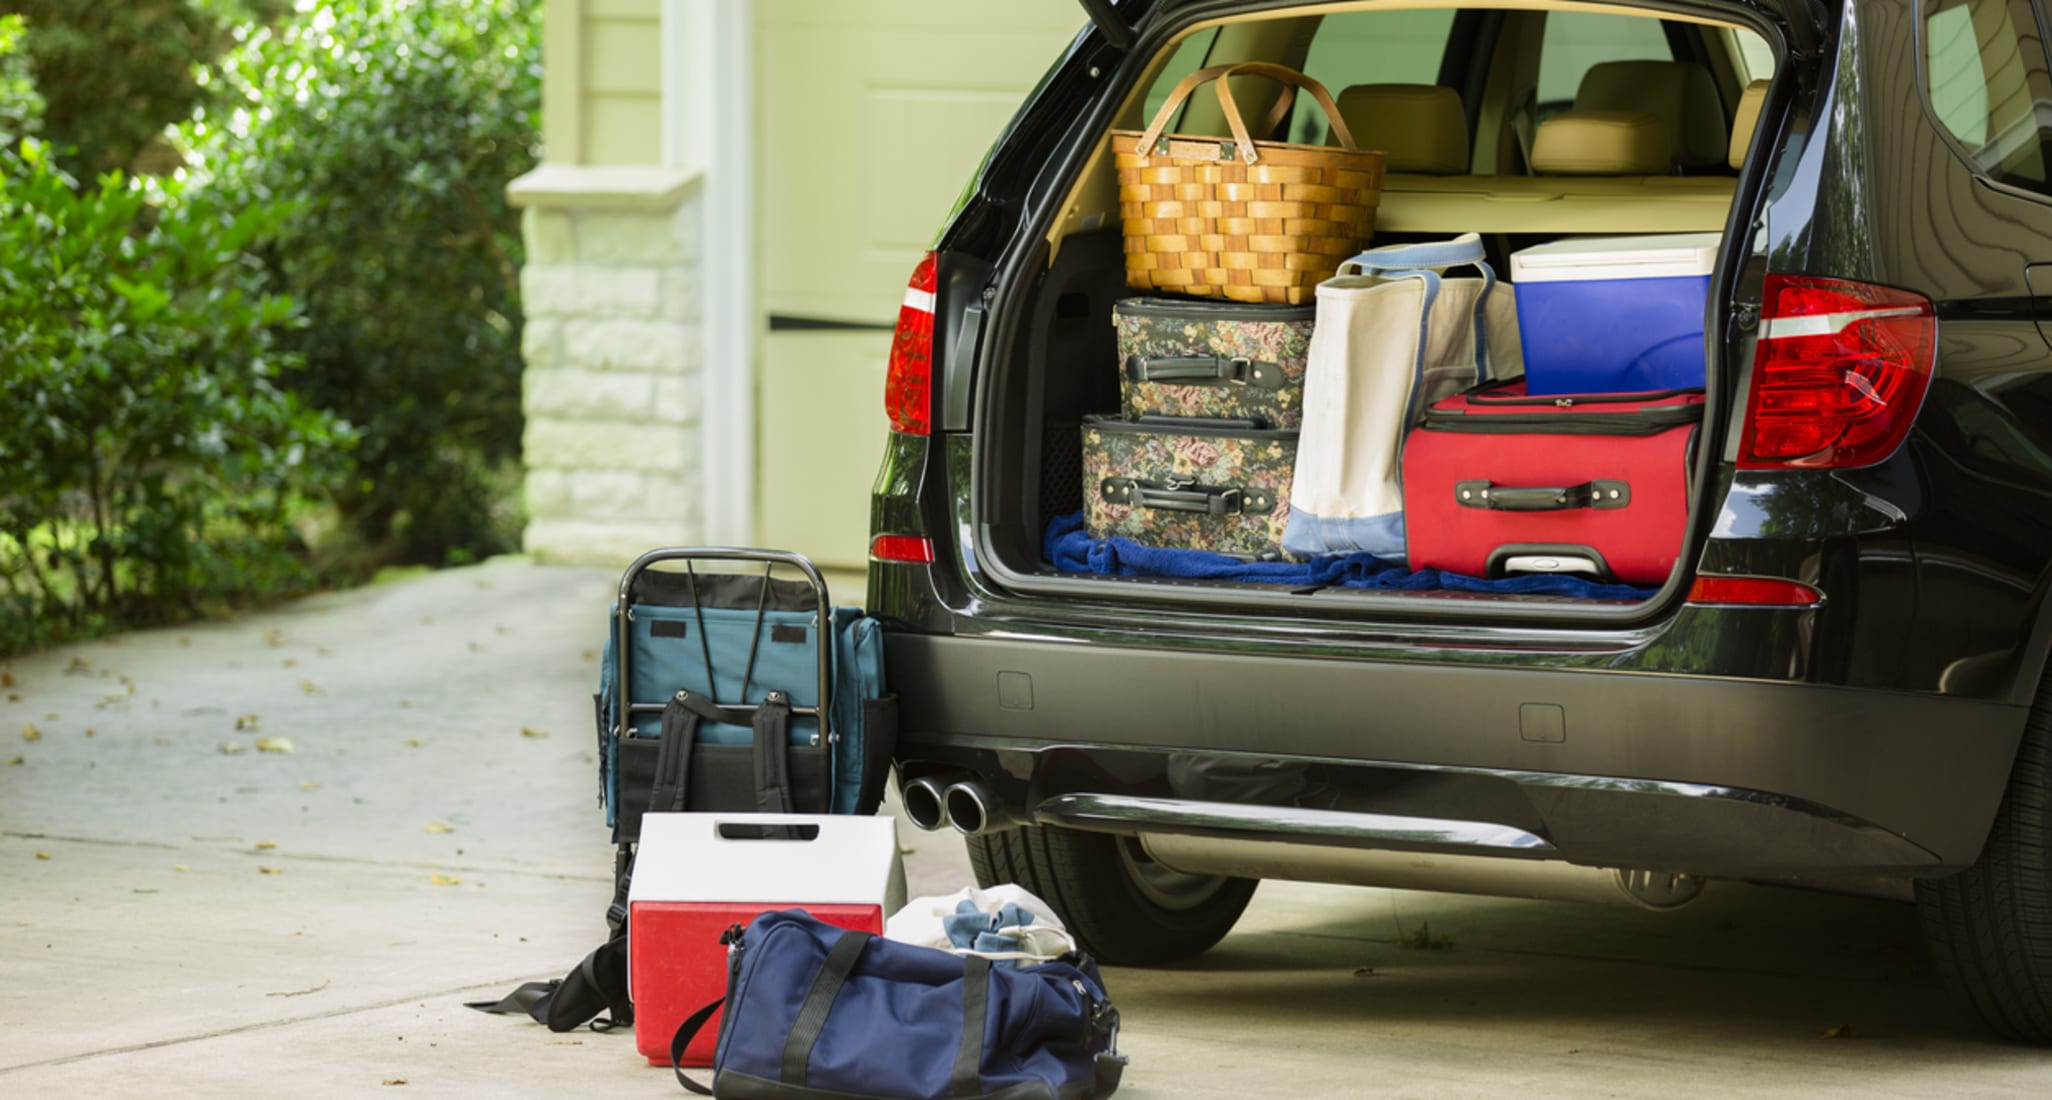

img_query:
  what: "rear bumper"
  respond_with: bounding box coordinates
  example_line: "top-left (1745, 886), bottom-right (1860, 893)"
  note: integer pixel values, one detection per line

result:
top-left (885, 632), bottom-right (2026, 876)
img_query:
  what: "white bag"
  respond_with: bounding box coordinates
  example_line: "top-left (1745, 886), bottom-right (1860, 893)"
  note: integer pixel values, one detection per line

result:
top-left (1281, 233), bottom-right (1518, 561)
top-left (883, 884), bottom-right (1078, 964)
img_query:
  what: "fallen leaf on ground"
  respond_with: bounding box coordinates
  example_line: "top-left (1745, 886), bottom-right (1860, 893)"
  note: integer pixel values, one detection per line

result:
top-left (299, 781), bottom-right (322, 791)
top-left (21, 724), bottom-right (41, 742)
top-left (5, 756), bottom-right (22, 766)
top-left (258, 866), bottom-right (283, 875)
top-left (519, 727), bottom-right (548, 739)
top-left (235, 714), bottom-right (260, 731)
top-left (65, 656), bottom-right (90, 673)
top-left (1821, 1024), bottom-right (1855, 1039)
top-left (317, 648), bottom-right (335, 657)
top-left (404, 738), bottom-right (423, 748)
top-left (382, 1079), bottom-right (407, 1087)
top-left (153, 737), bottom-right (169, 745)
top-left (219, 740), bottom-right (248, 754)
top-left (424, 822), bottom-right (453, 834)
top-left (262, 628), bottom-right (285, 647)
top-left (282, 658), bottom-right (297, 668)
top-left (83, 728), bottom-right (94, 737)
top-left (256, 737), bottom-right (295, 754)
top-left (1352, 966), bottom-right (1376, 977)
top-left (6, 693), bottom-right (18, 702)
top-left (580, 649), bottom-right (596, 661)
top-left (174, 864), bottom-right (189, 872)
top-left (177, 637), bottom-right (191, 648)
top-left (299, 680), bottom-right (324, 695)
top-left (431, 874), bottom-right (461, 886)
top-left (398, 699), bottom-right (414, 708)
top-left (466, 641), bottom-right (484, 653)
top-left (0, 671), bottom-right (12, 687)
top-left (254, 841), bottom-right (278, 850)
top-left (43, 712), bottom-right (58, 720)
top-left (35, 851), bottom-right (50, 860)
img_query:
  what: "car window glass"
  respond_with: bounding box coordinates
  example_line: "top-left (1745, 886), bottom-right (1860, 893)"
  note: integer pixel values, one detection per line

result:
top-left (1923, 0), bottom-right (2052, 195)
top-left (1730, 27), bottom-right (1777, 82)
top-left (1141, 28), bottom-right (1221, 129)
top-left (1536, 11), bottom-right (1674, 114)
top-left (1287, 9), bottom-right (1458, 143)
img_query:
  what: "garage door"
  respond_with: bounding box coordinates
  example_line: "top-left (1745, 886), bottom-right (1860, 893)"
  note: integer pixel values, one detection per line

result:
top-left (755, 0), bottom-right (1083, 566)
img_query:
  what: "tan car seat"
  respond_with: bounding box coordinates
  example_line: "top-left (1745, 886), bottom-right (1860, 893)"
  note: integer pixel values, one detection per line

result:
top-left (1329, 83), bottom-right (1469, 174)
top-left (1574, 60), bottom-right (1730, 171)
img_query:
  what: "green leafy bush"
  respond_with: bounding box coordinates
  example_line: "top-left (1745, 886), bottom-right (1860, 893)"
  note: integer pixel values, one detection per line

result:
top-left (0, 136), bottom-right (353, 655)
top-left (189, 0), bottom-right (543, 566)
top-left (9, 1), bottom-right (287, 179)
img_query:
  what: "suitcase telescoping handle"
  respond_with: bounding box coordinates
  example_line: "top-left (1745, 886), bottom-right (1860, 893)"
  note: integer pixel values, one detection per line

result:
top-left (1124, 354), bottom-right (1286, 391)
top-left (1454, 479), bottom-right (1631, 511)
top-left (614, 547), bottom-right (834, 746)
top-left (1101, 476), bottom-right (1277, 517)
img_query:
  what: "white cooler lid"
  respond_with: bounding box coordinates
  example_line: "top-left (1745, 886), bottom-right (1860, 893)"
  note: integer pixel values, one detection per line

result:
top-left (1510, 232), bottom-right (1722, 283)
top-left (629, 813), bottom-right (902, 906)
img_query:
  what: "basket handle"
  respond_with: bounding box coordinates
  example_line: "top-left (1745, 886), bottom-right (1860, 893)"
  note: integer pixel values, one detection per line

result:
top-left (1133, 62), bottom-right (1358, 164)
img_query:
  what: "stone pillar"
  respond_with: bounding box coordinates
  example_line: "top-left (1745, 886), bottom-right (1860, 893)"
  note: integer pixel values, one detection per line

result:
top-left (510, 168), bottom-right (707, 565)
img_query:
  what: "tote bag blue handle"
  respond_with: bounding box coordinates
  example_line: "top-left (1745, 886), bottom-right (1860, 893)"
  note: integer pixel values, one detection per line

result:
top-left (1337, 232), bottom-right (1499, 382)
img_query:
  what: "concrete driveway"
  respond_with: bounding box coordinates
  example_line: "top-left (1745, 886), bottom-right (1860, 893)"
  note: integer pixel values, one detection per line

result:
top-left (3, 557), bottom-right (2049, 1097)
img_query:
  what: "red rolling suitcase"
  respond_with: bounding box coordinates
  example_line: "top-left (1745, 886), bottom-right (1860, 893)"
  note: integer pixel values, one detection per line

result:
top-left (1402, 381), bottom-right (1705, 585)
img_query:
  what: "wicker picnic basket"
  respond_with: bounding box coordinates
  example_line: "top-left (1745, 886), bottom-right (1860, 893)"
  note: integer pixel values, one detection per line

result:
top-left (1114, 62), bottom-right (1385, 305)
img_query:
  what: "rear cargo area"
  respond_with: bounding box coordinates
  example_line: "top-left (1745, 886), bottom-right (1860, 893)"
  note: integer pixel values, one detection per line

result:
top-left (971, 2), bottom-right (1776, 609)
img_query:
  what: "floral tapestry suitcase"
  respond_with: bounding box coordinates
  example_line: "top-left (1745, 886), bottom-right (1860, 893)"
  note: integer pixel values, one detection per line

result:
top-left (1081, 414), bottom-right (1298, 559)
top-left (1114, 297), bottom-right (1315, 429)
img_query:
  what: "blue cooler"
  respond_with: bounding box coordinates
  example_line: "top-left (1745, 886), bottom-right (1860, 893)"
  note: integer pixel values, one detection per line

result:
top-left (1510, 233), bottom-right (1720, 394)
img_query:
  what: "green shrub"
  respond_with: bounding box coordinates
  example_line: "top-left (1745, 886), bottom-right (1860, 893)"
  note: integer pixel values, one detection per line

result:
top-left (9, 1), bottom-right (287, 179)
top-left (188, 0), bottom-right (543, 567)
top-left (0, 139), bottom-right (353, 655)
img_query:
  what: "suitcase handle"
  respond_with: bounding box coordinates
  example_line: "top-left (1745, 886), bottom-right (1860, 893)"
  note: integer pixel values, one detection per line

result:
top-left (1125, 354), bottom-right (1285, 391)
top-left (1455, 479), bottom-right (1631, 511)
top-left (1101, 476), bottom-right (1277, 517)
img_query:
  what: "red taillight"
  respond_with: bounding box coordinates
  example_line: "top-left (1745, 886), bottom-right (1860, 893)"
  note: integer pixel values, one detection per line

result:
top-left (1686, 575), bottom-right (1824, 606)
top-left (884, 252), bottom-right (939, 436)
top-left (870, 535), bottom-right (935, 564)
top-left (1738, 276), bottom-right (1936, 468)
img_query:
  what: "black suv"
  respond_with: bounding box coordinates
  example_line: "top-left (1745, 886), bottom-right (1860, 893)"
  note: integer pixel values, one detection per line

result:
top-left (865, 0), bottom-right (2052, 1041)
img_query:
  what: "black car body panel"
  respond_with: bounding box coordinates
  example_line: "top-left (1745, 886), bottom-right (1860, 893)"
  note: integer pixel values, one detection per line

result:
top-left (870, 0), bottom-right (2052, 888)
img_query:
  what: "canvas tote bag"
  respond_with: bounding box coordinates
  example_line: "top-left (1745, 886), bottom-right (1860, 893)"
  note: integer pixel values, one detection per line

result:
top-left (1280, 233), bottom-right (1518, 561)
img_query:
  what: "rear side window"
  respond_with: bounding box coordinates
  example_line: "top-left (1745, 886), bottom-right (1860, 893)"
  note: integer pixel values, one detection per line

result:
top-left (1287, 10), bottom-right (1458, 143)
top-left (1922, 0), bottom-right (2052, 196)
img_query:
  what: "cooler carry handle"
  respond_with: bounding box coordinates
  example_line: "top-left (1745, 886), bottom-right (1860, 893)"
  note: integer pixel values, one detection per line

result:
top-left (1454, 479), bottom-right (1631, 511)
top-left (1124, 353), bottom-right (1286, 391)
top-left (1101, 476), bottom-right (1277, 517)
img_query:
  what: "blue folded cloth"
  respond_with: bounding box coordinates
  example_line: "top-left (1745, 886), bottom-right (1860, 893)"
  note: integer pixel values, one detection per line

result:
top-left (1044, 511), bottom-right (1654, 600)
top-left (942, 900), bottom-right (1039, 968)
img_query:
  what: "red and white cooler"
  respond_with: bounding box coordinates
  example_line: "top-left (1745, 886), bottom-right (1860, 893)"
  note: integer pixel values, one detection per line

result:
top-left (628, 813), bottom-right (905, 1066)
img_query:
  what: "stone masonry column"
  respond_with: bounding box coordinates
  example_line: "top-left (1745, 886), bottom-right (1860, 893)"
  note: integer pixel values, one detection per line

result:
top-left (508, 169), bottom-right (707, 565)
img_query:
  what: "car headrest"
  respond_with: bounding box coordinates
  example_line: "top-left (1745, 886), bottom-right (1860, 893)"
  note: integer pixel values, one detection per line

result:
top-left (1728, 79), bottom-right (1769, 169)
top-left (1530, 111), bottom-right (1670, 175)
top-left (1329, 83), bottom-right (1468, 174)
top-left (1575, 60), bottom-right (1728, 169)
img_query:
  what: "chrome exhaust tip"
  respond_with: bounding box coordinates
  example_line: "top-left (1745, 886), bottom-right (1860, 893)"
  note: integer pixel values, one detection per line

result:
top-left (901, 775), bottom-right (951, 832)
top-left (944, 781), bottom-right (995, 836)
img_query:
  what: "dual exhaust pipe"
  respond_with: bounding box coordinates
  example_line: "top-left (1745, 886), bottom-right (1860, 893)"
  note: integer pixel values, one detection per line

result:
top-left (901, 774), bottom-right (1015, 836)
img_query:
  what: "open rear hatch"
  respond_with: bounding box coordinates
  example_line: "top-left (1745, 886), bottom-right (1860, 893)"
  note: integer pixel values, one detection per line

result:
top-left (958, 0), bottom-right (1800, 622)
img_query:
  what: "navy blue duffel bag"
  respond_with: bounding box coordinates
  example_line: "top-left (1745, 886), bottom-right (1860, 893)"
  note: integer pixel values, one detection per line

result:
top-left (671, 910), bottom-right (1126, 1100)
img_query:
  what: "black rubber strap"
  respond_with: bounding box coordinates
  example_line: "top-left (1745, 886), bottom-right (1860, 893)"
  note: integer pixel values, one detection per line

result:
top-left (953, 956), bottom-right (993, 1097)
top-left (780, 930), bottom-right (873, 1085)
top-left (753, 693), bottom-right (794, 815)
top-left (649, 694), bottom-right (703, 813)
top-left (670, 996), bottom-right (724, 1095)
top-left (1094, 1052), bottom-right (1127, 1098)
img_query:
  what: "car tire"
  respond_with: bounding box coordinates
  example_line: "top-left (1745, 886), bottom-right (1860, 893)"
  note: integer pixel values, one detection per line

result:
top-left (1915, 676), bottom-right (2052, 1042)
top-left (965, 825), bottom-right (1256, 965)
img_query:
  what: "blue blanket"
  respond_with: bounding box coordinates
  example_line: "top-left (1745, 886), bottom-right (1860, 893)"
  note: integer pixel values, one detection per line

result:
top-left (1043, 512), bottom-right (1654, 600)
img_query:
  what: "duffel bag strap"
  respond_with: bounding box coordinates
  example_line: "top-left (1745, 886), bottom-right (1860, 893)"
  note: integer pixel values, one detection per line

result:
top-left (954, 956), bottom-right (994, 1097)
top-left (671, 996), bottom-right (724, 1095)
